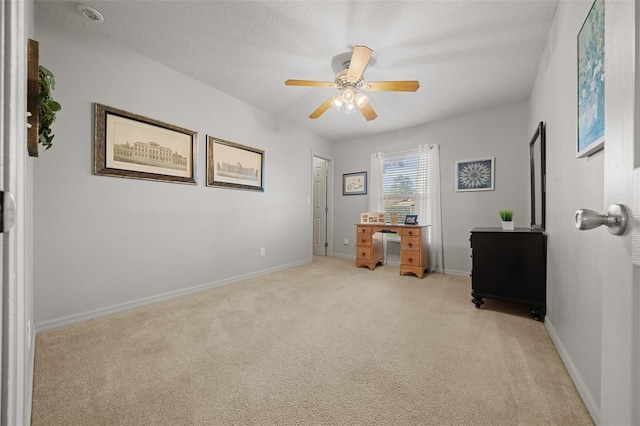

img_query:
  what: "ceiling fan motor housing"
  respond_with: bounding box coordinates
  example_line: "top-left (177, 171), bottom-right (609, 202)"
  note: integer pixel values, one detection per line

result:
top-left (334, 69), bottom-right (364, 91)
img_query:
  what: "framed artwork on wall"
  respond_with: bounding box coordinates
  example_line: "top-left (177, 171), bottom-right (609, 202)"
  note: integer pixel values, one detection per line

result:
top-left (343, 171), bottom-right (367, 195)
top-left (455, 157), bottom-right (495, 192)
top-left (577, 0), bottom-right (605, 158)
top-left (94, 103), bottom-right (198, 184)
top-left (206, 136), bottom-right (264, 192)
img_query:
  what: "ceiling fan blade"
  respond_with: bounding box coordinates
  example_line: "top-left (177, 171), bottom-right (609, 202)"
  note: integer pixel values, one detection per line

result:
top-left (347, 45), bottom-right (373, 81)
top-left (359, 103), bottom-right (378, 121)
top-left (309, 95), bottom-right (338, 119)
top-left (285, 79), bottom-right (334, 88)
top-left (364, 81), bottom-right (420, 92)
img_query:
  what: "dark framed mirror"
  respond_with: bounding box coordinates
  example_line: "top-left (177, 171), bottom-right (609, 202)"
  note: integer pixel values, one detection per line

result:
top-left (529, 121), bottom-right (546, 230)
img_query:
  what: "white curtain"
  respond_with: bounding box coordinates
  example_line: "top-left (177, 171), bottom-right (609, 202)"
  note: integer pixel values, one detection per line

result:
top-left (369, 152), bottom-right (384, 212)
top-left (426, 144), bottom-right (444, 273)
top-left (415, 145), bottom-right (429, 228)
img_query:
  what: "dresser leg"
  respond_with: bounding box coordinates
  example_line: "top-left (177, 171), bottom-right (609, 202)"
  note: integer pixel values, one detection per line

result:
top-left (471, 293), bottom-right (484, 308)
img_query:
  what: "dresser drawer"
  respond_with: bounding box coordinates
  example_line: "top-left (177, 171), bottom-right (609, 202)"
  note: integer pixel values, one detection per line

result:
top-left (357, 247), bottom-right (374, 260)
top-left (402, 227), bottom-right (421, 237)
top-left (401, 236), bottom-right (420, 251)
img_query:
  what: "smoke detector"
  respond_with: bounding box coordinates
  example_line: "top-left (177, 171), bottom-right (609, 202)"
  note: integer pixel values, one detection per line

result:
top-left (77, 4), bottom-right (104, 23)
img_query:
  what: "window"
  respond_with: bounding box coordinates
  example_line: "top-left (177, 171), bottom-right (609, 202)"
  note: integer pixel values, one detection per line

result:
top-left (382, 149), bottom-right (429, 225)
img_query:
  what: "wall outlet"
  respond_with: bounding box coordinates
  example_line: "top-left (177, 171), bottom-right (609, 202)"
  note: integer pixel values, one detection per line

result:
top-left (260, 247), bottom-right (265, 256)
top-left (344, 239), bottom-right (349, 245)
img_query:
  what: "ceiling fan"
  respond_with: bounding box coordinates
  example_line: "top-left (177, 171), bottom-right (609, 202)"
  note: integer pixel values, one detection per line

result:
top-left (285, 46), bottom-right (420, 121)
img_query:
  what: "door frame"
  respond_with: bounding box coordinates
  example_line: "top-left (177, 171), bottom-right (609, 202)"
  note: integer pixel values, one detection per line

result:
top-left (311, 152), bottom-right (333, 257)
top-left (1, 1), bottom-right (32, 424)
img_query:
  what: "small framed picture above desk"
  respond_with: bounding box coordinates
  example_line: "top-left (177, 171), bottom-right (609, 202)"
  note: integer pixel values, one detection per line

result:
top-left (343, 171), bottom-right (367, 195)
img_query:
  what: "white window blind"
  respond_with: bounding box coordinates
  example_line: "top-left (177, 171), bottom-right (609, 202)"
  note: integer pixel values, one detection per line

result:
top-left (382, 148), bottom-right (430, 225)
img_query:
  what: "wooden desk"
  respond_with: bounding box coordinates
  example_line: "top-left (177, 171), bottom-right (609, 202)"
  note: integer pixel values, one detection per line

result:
top-left (355, 224), bottom-right (430, 278)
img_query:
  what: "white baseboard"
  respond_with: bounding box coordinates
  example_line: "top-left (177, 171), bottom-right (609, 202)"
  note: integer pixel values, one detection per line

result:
top-left (444, 269), bottom-right (471, 276)
top-left (545, 317), bottom-right (600, 424)
top-left (333, 252), bottom-right (355, 260)
top-left (36, 258), bottom-right (312, 333)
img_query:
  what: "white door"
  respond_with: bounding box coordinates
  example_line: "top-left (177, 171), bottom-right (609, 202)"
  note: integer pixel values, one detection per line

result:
top-left (1, 1), bottom-right (31, 424)
top-left (598, 2), bottom-right (638, 424)
top-left (313, 157), bottom-right (328, 256)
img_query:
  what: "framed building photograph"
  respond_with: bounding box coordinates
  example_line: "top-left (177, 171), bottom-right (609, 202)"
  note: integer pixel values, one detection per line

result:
top-left (343, 171), bottom-right (367, 195)
top-left (94, 103), bottom-right (198, 184)
top-left (577, 0), bottom-right (605, 158)
top-left (206, 136), bottom-right (264, 191)
top-left (455, 157), bottom-right (495, 192)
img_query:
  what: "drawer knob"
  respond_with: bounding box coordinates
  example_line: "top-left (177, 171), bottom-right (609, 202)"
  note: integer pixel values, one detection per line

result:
top-left (408, 243), bottom-right (413, 248)
top-left (408, 231), bottom-right (413, 235)
top-left (408, 258), bottom-right (413, 263)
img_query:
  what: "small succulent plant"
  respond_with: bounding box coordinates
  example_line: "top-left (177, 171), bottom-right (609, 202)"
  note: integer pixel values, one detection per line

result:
top-left (499, 209), bottom-right (514, 221)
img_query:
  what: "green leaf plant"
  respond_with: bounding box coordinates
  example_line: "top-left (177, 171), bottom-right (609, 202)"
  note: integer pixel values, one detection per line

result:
top-left (38, 65), bottom-right (62, 150)
top-left (499, 209), bottom-right (514, 221)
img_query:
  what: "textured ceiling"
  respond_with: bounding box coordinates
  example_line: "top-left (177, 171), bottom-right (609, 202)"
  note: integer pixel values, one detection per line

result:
top-left (35, 0), bottom-right (559, 142)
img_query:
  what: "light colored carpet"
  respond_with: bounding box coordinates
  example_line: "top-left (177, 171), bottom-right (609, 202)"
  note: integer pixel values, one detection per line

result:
top-left (31, 256), bottom-right (593, 425)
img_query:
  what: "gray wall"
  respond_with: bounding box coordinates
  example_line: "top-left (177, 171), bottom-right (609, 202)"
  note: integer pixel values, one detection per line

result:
top-left (33, 14), bottom-right (333, 329)
top-left (333, 102), bottom-right (529, 275)
top-left (528, 1), bottom-right (605, 419)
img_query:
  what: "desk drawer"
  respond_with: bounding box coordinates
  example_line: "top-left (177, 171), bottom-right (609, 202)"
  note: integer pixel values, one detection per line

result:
top-left (401, 252), bottom-right (420, 266)
top-left (357, 247), bottom-right (374, 260)
top-left (402, 228), bottom-right (421, 237)
top-left (357, 226), bottom-right (372, 235)
top-left (401, 236), bottom-right (420, 251)
top-left (358, 235), bottom-right (372, 247)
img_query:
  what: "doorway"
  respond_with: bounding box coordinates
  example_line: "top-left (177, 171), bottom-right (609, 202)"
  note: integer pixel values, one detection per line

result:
top-left (312, 156), bottom-right (332, 256)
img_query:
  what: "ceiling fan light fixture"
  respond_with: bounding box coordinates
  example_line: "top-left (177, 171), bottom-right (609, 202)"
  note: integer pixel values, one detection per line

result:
top-left (341, 88), bottom-right (356, 104)
top-left (331, 96), bottom-right (343, 111)
top-left (345, 103), bottom-right (357, 114)
top-left (355, 92), bottom-right (369, 108)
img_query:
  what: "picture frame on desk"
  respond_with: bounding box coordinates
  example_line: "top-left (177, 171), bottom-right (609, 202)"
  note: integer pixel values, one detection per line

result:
top-left (404, 215), bottom-right (418, 225)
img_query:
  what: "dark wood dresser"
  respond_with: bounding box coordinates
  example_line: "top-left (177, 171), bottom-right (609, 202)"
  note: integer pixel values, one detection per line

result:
top-left (470, 227), bottom-right (547, 320)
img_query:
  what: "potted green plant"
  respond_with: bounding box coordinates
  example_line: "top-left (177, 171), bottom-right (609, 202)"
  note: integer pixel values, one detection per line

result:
top-left (499, 209), bottom-right (514, 231)
top-left (38, 65), bottom-right (61, 150)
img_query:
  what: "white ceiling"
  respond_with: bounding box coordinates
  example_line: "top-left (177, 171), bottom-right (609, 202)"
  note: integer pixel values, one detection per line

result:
top-left (35, 0), bottom-right (559, 143)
